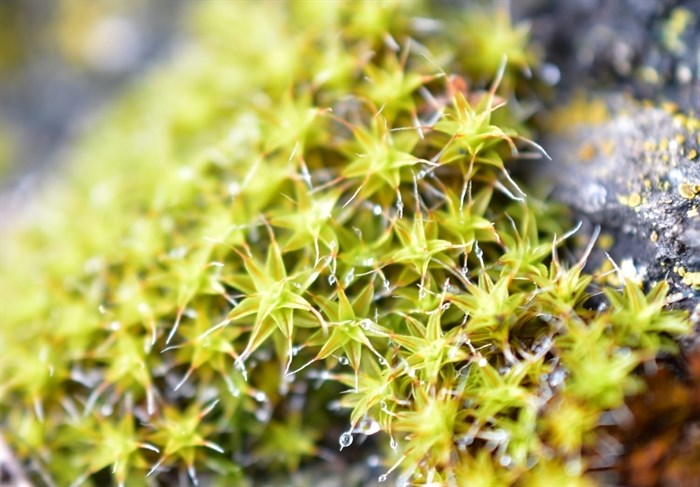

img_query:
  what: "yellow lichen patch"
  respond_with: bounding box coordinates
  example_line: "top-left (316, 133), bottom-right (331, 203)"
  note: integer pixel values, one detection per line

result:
top-left (662, 8), bottom-right (694, 54)
top-left (687, 149), bottom-right (698, 161)
top-left (643, 179), bottom-right (652, 190)
top-left (683, 272), bottom-right (700, 288)
top-left (688, 207), bottom-right (699, 218)
top-left (578, 143), bottom-right (596, 161)
top-left (547, 94), bottom-right (609, 131)
top-left (639, 66), bottom-right (661, 85)
top-left (660, 101), bottom-right (679, 114)
top-left (643, 139), bottom-right (657, 152)
top-left (650, 231), bottom-right (659, 243)
top-left (679, 182), bottom-right (700, 199)
top-left (598, 233), bottom-right (615, 250)
top-left (601, 139), bottom-right (615, 156)
top-left (674, 266), bottom-right (687, 277)
top-left (675, 134), bottom-right (686, 145)
top-left (618, 193), bottom-right (643, 208)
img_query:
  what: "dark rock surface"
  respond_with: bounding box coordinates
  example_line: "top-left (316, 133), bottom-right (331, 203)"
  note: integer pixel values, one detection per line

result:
top-left (542, 96), bottom-right (700, 322)
top-left (515, 0), bottom-right (700, 111)
top-left (511, 0), bottom-right (700, 330)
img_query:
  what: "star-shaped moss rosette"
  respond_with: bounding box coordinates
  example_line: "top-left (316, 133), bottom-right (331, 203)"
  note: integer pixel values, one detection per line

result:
top-left (0, 1), bottom-right (692, 486)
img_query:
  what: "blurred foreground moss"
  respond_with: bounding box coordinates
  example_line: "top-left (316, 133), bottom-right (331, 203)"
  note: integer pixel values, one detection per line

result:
top-left (0, 1), bottom-right (692, 486)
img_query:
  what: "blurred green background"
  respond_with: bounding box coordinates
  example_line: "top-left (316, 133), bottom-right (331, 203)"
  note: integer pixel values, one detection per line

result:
top-left (0, 0), bottom-right (187, 191)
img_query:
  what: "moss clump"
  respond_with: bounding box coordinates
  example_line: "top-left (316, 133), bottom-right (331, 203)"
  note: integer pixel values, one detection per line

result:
top-left (0, 1), bottom-right (692, 486)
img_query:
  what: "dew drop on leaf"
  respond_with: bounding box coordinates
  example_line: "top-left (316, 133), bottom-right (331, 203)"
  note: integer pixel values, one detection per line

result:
top-left (358, 416), bottom-right (380, 435)
top-left (255, 406), bottom-right (271, 422)
top-left (343, 268), bottom-right (355, 285)
top-left (339, 431), bottom-right (353, 450)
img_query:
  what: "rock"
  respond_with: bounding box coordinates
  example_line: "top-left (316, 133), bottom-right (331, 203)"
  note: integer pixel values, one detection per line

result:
top-left (514, 0), bottom-right (700, 112)
top-left (541, 95), bottom-right (700, 343)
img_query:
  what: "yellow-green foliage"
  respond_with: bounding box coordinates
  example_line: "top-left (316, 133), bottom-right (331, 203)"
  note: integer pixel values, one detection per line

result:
top-left (0, 1), bottom-right (691, 486)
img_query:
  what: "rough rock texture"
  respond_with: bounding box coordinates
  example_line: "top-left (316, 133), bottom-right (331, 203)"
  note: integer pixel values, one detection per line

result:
top-left (514, 0), bottom-right (700, 111)
top-left (543, 97), bottom-right (700, 321)
top-left (512, 0), bottom-right (700, 330)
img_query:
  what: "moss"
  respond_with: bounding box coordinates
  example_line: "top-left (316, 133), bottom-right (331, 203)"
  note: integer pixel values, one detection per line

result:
top-left (0, 1), bottom-right (692, 486)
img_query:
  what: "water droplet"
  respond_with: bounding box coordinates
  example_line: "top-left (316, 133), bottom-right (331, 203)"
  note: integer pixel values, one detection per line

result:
top-left (227, 181), bottom-right (241, 196)
top-left (234, 359), bottom-right (248, 381)
top-left (109, 320), bottom-right (121, 331)
top-left (358, 417), bottom-right (381, 435)
top-left (548, 369), bottom-right (566, 387)
top-left (478, 357), bottom-right (488, 367)
top-left (474, 243), bottom-right (484, 268)
top-left (255, 406), bottom-right (271, 422)
top-left (565, 458), bottom-right (582, 475)
top-left (343, 268), bottom-right (355, 285)
top-left (360, 319), bottom-right (373, 330)
top-left (328, 274), bottom-right (337, 285)
top-left (378, 474), bottom-right (388, 483)
top-left (383, 279), bottom-right (390, 290)
top-left (380, 400), bottom-right (392, 414)
top-left (617, 347), bottom-right (631, 357)
top-left (178, 166), bottom-right (194, 180)
top-left (390, 437), bottom-right (398, 450)
top-left (372, 205), bottom-right (383, 216)
top-left (339, 431), bottom-right (353, 450)
top-left (169, 246), bottom-right (187, 259)
top-left (98, 304), bottom-right (107, 315)
top-left (378, 357), bottom-right (388, 366)
top-left (254, 391), bottom-right (267, 402)
top-left (367, 455), bottom-right (380, 468)
top-left (500, 455), bottom-right (512, 467)
top-left (338, 356), bottom-right (350, 366)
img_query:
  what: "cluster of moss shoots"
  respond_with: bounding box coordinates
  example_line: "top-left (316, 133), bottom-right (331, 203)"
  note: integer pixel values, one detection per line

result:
top-left (1, 2), bottom-right (692, 486)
